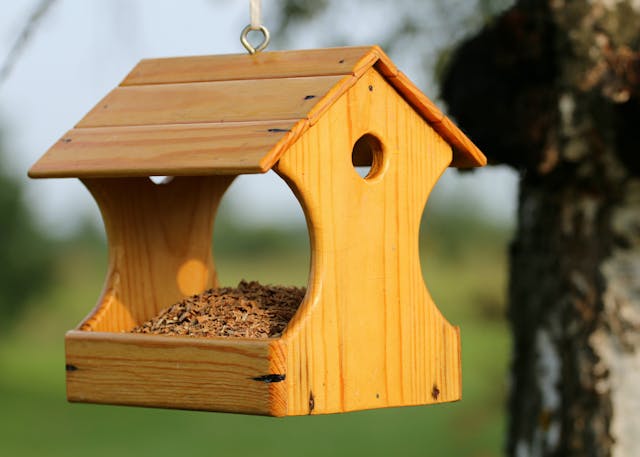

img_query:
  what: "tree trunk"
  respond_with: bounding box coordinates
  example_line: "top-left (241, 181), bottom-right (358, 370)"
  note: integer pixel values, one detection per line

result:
top-left (442, 1), bottom-right (640, 456)
top-left (509, 148), bottom-right (640, 457)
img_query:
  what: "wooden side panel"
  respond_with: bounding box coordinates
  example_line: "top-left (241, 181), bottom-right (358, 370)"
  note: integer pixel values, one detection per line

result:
top-left (276, 68), bottom-right (462, 415)
top-left (28, 120), bottom-right (304, 178)
top-left (121, 46), bottom-right (376, 85)
top-left (76, 76), bottom-right (345, 128)
top-left (79, 176), bottom-right (233, 332)
top-left (65, 331), bottom-right (287, 416)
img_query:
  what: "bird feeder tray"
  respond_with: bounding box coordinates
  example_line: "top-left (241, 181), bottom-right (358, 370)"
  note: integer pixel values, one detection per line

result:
top-left (29, 46), bottom-right (486, 416)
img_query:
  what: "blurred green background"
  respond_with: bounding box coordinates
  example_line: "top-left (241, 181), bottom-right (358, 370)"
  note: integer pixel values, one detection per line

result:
top-left (1, 160), bottom-right (511, 457)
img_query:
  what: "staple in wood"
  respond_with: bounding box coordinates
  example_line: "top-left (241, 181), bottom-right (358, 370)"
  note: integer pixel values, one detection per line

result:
top-left (130, 280), bottom-right (305, 338)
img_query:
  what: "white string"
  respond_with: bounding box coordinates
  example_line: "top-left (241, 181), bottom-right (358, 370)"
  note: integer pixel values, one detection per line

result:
top-left (250, 0), bottom-right (261, 30)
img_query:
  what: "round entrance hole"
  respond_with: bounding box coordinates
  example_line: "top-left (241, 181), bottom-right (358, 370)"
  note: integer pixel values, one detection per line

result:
top-left (352, 133), bottom-right (384, 179)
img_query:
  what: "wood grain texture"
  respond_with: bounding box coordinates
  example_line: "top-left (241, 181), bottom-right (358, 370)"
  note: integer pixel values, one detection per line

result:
top-left (275, 68), bottom-right (462, 415)
top-left (76, 76), bottom-right (345, 128)
top-left (67, 175), bottom-right (289, 416)
top-left (78, 176), bottom-right (234, 332)
top-left (28, 120), bottom-right (305, 178)
top-left (387, 71), bottom-right (487, 168)
top-left (29, 46), bottom-right (485, 180)
top-left (65, 331), bottom-right (287, 416)
top-left (121, 46), bottom-right (376, 85)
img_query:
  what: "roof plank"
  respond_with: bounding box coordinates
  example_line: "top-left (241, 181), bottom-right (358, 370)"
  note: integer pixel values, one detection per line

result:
top-left (77, 76), bottom-right (344, 128)
top-left (28, 120), bottom-right (305, 178)
top-left (121, 46), bottom-right (375, 86)
top-left (31, 46), bottom-right (487, 178)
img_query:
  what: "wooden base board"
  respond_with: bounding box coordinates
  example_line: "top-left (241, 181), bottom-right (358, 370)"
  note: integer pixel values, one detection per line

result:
top-left (64, 326), bottom-right (460, 416)
top-left (65, 330), bottom-right (288, 416)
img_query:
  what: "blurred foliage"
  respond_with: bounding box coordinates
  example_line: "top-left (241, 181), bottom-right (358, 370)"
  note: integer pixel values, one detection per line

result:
top-left (421, 198), bottom-right (510, 324)
top-left (0, 137), bottom-right (54, 332)
top-left (273, 1), bottom-right (513, 53)
top-left (422, 198), bottom-right (509, 262)
top-left (273, 0), bottom-right (329, 36)
top-left (214, 209), bottom-right (308, 259)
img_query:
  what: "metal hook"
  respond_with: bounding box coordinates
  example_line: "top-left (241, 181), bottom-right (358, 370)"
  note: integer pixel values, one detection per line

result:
top-left (240, 24), bottom-right (270, 55)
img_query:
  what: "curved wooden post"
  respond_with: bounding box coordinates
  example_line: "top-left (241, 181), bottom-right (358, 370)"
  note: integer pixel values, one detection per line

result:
top-left (79, 175), bottom-right (234, 332)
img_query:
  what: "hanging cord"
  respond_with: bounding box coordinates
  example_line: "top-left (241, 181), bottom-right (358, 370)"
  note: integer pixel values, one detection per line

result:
top-left (250, 0), bottom-right (261, 29)
top-left (240, 0), bottom-right (270, 54)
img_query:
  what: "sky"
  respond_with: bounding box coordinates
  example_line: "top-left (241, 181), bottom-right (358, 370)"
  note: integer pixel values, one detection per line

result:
top-left (0, 0), bottom-right (517, 236)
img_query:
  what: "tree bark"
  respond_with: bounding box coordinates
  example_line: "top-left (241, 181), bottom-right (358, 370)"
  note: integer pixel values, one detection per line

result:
top-left (442, 1), bottom-right (640, 456)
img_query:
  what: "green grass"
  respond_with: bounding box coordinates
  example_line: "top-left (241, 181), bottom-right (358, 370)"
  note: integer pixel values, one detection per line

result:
top-left (0, 217), bottom-right (510, 457)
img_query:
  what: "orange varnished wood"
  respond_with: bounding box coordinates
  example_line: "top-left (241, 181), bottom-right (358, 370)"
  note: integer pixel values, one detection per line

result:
top-left (275, 68), bottom-right (462, 415)
top-left (121, 46), bottom-right (376, 85)
top-left (29, 46), bottom-right (485, 416)
top-left (28, 120), bottom-right (304, 178)
top-left (67, 174), bottom-right (290, 416)
top-left (78, 176), bottom-right (234, 332)
top-left (29, 46), bottom-right (485, 180)
top-left (370, 45), bottom-right (399, 78)
top-left (307, 75), bottom-right (357, 125)
top-left (76, 76), bottom-right (345, 128)
top-left (438, 115), bottom-right (488, 168)
top-left (65, 331), bottom-right (287, 416)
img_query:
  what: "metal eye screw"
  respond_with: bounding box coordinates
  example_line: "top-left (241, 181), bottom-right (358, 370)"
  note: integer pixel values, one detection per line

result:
top-left (240, 24), bottom-right (270, 55)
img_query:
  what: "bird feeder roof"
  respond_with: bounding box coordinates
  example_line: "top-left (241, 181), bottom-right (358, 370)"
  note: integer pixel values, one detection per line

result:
top-left (29, 46), bottom-right (486, 179)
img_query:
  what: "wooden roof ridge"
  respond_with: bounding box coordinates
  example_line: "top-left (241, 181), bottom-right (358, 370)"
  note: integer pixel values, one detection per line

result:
top-left (121, 45), bottom-right (485, 168)
top-left (120, 45), bottom-right (485, 168)
top-left (29, 46), bottom-right (485, 179)
top-left (368, 47), bottom-right (486, 168)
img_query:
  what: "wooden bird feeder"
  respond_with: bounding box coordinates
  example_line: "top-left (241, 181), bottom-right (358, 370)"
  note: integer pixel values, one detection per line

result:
top-left (29, 46), bottom-right (486, 416)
